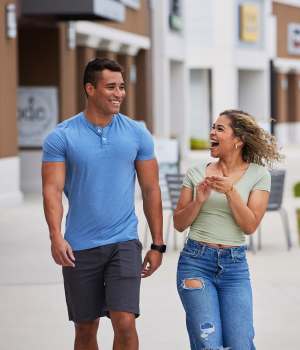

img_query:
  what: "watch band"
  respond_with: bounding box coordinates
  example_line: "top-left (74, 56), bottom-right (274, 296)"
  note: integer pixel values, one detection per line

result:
top-left (150, 243), bottom-right (167, 253)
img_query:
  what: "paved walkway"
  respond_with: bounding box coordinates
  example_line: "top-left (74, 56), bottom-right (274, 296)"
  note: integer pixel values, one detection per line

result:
top-left (0, 194), bottom-right (300, 349)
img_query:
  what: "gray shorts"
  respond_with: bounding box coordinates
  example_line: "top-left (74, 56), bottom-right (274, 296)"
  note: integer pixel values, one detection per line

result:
top-left (62, 239), bottom-right (143, 323)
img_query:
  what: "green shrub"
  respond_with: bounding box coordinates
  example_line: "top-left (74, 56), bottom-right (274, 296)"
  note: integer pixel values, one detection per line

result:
top-left (190, 138), bottom-right (209, 150)
top-left (293, 182), bottom-right (300, 197)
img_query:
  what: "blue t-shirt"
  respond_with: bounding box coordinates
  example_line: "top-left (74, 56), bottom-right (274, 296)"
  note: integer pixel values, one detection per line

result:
top-left (42, 112), bottom-right (155, 251)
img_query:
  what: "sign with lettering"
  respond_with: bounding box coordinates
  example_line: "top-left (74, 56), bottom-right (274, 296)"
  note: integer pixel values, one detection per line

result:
top-left (239, 4), bottom-right (260, 43)
top-left (17, 87), bottom-right (58, 147)
top-left (288, 23), bottom-right (300, 55)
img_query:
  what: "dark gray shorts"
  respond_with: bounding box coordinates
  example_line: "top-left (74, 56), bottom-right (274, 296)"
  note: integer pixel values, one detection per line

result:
top-left (62, 239), bottom-right (142, 323)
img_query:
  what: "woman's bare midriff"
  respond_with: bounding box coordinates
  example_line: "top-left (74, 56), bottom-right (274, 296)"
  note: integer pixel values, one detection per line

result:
top-left (199, 241), bottom-right (238, 249)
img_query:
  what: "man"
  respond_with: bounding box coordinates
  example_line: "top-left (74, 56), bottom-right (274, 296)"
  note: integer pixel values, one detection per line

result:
top-left (42, 58), bottom-right (165, 350)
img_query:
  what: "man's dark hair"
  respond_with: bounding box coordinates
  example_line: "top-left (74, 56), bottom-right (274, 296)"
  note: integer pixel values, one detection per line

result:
top-left (83, 57), bottom-right (124, 95)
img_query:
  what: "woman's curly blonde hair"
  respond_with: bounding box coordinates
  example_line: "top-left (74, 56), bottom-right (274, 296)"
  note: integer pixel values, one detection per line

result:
top-left (220, 109), bottom-right (283, 168)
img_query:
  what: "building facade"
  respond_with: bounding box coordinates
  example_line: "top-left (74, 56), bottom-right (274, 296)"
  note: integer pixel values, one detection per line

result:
top-left (151, 0), bottom-right (273, 159)
top-left (0, 0), bottom-right (152, 204)
top-left (272, 0), bottom-right (300, 145)
top-left (186, 0), bottom-right (273, 136)
top-left (150, 0), bottom-right (189, 156)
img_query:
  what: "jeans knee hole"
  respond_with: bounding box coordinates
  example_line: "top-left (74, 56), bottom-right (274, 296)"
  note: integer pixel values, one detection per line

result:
top-left (200, 322), bottom-right (215, 339)
top-left (183, 278), bottom-right (204, 290)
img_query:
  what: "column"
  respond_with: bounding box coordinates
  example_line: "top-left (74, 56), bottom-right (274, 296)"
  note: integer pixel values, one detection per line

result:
top-left (117, 54), bottom-right (135, 118)
top-left (287, 72), bottom-right (300, 144)
top-left (274, 71), bottom-right (289, 144)
top-left (58, 23), bottom-right (77, 121)
top-left (98, 50), bottom-right (117, 61)
top-left (0, 0), bottom-right (18, 158)
top-left (135, 49), bottom-right (152, 130)
top-left (0, 0), bottom-right (22, 205)
top-left (77, 46), bottom-right (96, 111)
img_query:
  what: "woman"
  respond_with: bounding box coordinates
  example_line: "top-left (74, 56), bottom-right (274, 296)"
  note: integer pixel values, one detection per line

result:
top-left (175, 110), bottom-right (281, 350)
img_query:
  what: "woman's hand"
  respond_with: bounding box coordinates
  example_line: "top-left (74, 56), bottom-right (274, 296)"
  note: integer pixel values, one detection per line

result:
top-left (195, 180), bottom-right (212, 204)
top-left (205, 176), bottom-right (233, 195)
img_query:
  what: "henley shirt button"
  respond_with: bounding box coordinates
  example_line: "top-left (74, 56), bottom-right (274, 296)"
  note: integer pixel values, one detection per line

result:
top-left (103, 138), bottom-right (106, 141)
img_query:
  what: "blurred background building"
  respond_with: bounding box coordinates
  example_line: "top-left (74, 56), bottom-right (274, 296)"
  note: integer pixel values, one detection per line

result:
top-left (1, 0), bottom-right (300, 205)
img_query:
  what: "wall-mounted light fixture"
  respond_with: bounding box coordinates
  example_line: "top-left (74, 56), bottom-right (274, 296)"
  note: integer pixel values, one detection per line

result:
top-left (6, 3), bottom-right (17, 39)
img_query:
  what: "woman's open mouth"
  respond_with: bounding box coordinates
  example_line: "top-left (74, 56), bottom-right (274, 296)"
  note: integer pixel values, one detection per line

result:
top-left (210, 140), bottom-right (220, 148)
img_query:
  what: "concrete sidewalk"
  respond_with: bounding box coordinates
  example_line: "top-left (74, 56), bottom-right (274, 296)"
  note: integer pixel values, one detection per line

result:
top-left (0, 194), bottom-right (300, 349)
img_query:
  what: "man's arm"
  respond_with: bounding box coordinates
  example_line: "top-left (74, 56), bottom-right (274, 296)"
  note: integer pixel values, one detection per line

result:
top-left (135, 159), bottom-right (163, 277)
top-left (42, 162), bottom-right (75, 267)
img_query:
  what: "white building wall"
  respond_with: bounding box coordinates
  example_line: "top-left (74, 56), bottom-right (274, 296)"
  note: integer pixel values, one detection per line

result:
top-left (151, 0), bottom-right (188, 155)
top-left (170, 61), bottom-right (185, 136)
top-left (185, 0), bottom-right (239, 119)
top-left (189, 69), bottom-right (210, 140)
top-left (238, 70), bottom-right (269, 121)
top-left (272, 1), bottom-right (300, 145)
top-left (151, 0), bottom-right (273, 158)
top-left (185, 0), bottom-right (271, 120)
top-left (0, 157), bottom-right (23, 207)
top-left (20, 151), bottom-right (42, 193)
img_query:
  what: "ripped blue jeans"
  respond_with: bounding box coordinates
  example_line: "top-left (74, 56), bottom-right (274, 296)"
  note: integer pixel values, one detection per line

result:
top-left (177, 239), bottom-right (256, 350)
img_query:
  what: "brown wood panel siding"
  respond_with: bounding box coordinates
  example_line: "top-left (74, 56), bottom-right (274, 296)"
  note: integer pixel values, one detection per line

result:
top-left (135, 49), bottom-right (152, 130)
top-left (98, 0), bottom-right (150, 37)
top-left (18, 27), bottom-right (59, 86)
top-left (0, 0), bottom-right (18, 158)
top-left (76, 46), bottom-right (96, 112)
top-left (287, 73), bottom-right (300, 122)
top-left (273, 3), bottom-right (300, 59)
top-left (275, 72), bottom-right (288, 123)
top-left (97, 50), bottom-right (117, 61)
top-left (117, 54), bottom-right (135, 118)
top-left (58, 23), bottom-right (77, 121)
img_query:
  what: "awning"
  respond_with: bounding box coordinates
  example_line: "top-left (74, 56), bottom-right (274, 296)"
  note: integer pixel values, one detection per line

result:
top-left (20, 0), bottom-right (125, 22)
top-left (75, 21), bottom-right (150, 55)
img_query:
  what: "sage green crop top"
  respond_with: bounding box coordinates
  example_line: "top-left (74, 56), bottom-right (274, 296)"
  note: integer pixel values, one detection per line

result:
top-left (183, 161), bottom-right (271, 246)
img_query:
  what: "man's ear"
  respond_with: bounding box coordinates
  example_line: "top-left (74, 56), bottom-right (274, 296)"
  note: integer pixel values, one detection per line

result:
top-left (85, 83), bottom-right (95, 97)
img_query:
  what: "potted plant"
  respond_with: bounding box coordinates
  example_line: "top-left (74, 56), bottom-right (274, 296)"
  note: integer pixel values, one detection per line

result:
top-left (190, 138), bottom-right (209, 150)
top-left (293, 182), bottom-right (300, 244)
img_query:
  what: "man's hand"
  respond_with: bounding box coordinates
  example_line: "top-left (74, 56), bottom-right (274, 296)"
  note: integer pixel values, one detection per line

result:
top-left (51, 236), bottom-right (75, 267)
top-left (141, 250), bottom-right (163, 278)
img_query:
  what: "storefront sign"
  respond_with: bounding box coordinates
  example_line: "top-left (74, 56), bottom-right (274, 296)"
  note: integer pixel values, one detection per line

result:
top-left (239, 3), bottom-right (260, 43)
top-left (17, 87), bottom-right (58, 147)
top-left (288, 23), bottom-right (300, 55)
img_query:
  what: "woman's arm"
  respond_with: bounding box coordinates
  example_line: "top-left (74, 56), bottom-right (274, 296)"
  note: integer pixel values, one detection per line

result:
top-left (173, 181), bottom-right (211, 232)
top-left (207, 175), bottom-right (269, 234)
top-left (225, 188), bottom-right (269, 234)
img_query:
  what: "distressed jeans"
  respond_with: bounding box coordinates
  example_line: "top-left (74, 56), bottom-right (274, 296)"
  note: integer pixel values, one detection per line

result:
top-left (177, 239), bottom-right (256, 350)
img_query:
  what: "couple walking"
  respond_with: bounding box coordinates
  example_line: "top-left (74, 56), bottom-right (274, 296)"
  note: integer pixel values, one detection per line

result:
top-left (42, 58), bottom-right (281, 350)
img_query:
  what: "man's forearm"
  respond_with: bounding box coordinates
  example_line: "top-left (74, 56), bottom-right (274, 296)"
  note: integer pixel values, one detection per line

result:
top-left (43, 188), bottom-right (64, 240)
top-left (142, 187), bottom-right (163, 244)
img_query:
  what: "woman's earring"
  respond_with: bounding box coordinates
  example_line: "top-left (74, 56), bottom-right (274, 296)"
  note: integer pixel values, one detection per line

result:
top-left (235, 144), bottom-right (238, 150)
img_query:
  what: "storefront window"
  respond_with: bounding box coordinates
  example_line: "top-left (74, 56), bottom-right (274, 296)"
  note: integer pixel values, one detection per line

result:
top-left (169, 0), bottom-right (183, 32)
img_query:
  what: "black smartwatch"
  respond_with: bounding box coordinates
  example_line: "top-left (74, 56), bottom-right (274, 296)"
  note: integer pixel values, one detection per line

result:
top-left (150, 243), bottom-right (167, 253)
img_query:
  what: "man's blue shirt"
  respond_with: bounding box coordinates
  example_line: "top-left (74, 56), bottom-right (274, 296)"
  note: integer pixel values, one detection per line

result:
top-left (42, 112), bottom-right (155, 251)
